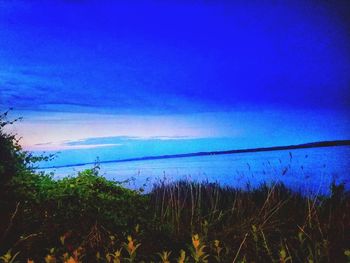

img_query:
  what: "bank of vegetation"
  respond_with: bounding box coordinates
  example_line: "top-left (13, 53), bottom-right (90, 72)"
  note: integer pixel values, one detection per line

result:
top-left (1, 112), bottom-right (349, 262)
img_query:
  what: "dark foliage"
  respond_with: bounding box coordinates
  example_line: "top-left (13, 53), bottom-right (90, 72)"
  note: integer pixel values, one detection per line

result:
top-left (0, 112), bottom-right (349, 262)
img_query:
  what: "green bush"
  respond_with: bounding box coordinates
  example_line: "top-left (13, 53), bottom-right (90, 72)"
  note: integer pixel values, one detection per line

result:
top-left (1, 111), bottom-right (349, 262)
top-left (0, 112), bottom-right (150, 259)
top-left (0, 111), bottom-right (46, 251)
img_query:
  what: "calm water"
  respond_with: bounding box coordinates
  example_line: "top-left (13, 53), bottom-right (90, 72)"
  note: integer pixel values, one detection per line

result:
top-left (43, 146), bottom-right (350, 195)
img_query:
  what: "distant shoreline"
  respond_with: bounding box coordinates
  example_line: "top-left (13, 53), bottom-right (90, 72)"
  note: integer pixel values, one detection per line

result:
top-left (38, 139), bottom-right (350, 170)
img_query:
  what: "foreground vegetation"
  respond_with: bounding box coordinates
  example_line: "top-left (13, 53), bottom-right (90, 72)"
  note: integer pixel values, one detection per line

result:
top-left (1, 112), bottom-right (350, 262)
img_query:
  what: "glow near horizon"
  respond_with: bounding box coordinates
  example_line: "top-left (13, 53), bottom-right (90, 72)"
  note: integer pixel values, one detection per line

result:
top-left (1, 1), bottom-right (350, 165)
top-left (10, 111), bottom-right (240, 151)
top-left (10, 108), bottom-right (349, 152)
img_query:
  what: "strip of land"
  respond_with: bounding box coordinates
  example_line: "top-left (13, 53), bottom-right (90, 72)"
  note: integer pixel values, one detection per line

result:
top-left (39, 139), bottom-right (350, 169)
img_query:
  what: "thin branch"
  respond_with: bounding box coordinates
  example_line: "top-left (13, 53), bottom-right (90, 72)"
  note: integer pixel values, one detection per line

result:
top-left (1, 202), bottom-right (20, 243)
top-left (232, 232), bottom-right (248, 263)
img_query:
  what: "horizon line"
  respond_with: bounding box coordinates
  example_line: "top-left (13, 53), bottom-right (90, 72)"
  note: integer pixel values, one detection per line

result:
top-left (37, 139), bottom-right (350, 170)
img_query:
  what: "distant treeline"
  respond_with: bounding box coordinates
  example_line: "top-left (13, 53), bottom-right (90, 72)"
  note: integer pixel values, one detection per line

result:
top-left (41, 139), bottom-right (350, 169)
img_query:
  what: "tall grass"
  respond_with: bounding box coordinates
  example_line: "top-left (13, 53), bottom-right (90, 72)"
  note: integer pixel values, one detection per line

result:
top-left (149, 180), bottom-right (350, 262)
top-left (1, 177), bottom-right (349, 262)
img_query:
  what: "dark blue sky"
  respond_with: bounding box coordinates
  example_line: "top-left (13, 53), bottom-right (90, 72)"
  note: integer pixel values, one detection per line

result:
top-left (0, 0), bottom-right (349, 164)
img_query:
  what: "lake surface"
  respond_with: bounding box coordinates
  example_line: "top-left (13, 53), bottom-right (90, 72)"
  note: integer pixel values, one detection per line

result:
top-left (43, 146), bottom-right (350, 195)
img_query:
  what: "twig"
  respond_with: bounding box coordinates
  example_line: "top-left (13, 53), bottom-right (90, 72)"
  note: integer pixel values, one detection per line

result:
top-left (232, 232), bottom-right (248, 263)
top-left (1, 202), bottom-right (20, 243)
top-left (13, 233), bottom-right (42, 248)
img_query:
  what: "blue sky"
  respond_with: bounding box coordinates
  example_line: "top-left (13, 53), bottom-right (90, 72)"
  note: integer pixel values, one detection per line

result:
top-left (1, 1), bottom-right (349, 165)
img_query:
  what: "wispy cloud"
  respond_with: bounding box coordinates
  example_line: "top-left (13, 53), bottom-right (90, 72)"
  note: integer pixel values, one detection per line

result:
top-left (65, 135), bottom-right (192, 146)
top-left (0, 66), bottom-right (210, 114)
top-left (2, 1), bottom-right (349, 115)
top-left (30, 141), bottom-right (123, 151)
top-left (29, 135), bottom-right (193, 151)
top-left (12, 110), bottom-right (228, 152)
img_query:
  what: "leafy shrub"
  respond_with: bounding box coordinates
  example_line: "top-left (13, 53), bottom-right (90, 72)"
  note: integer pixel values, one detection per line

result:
top-left (1, 111), bottom-right (349, 262)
